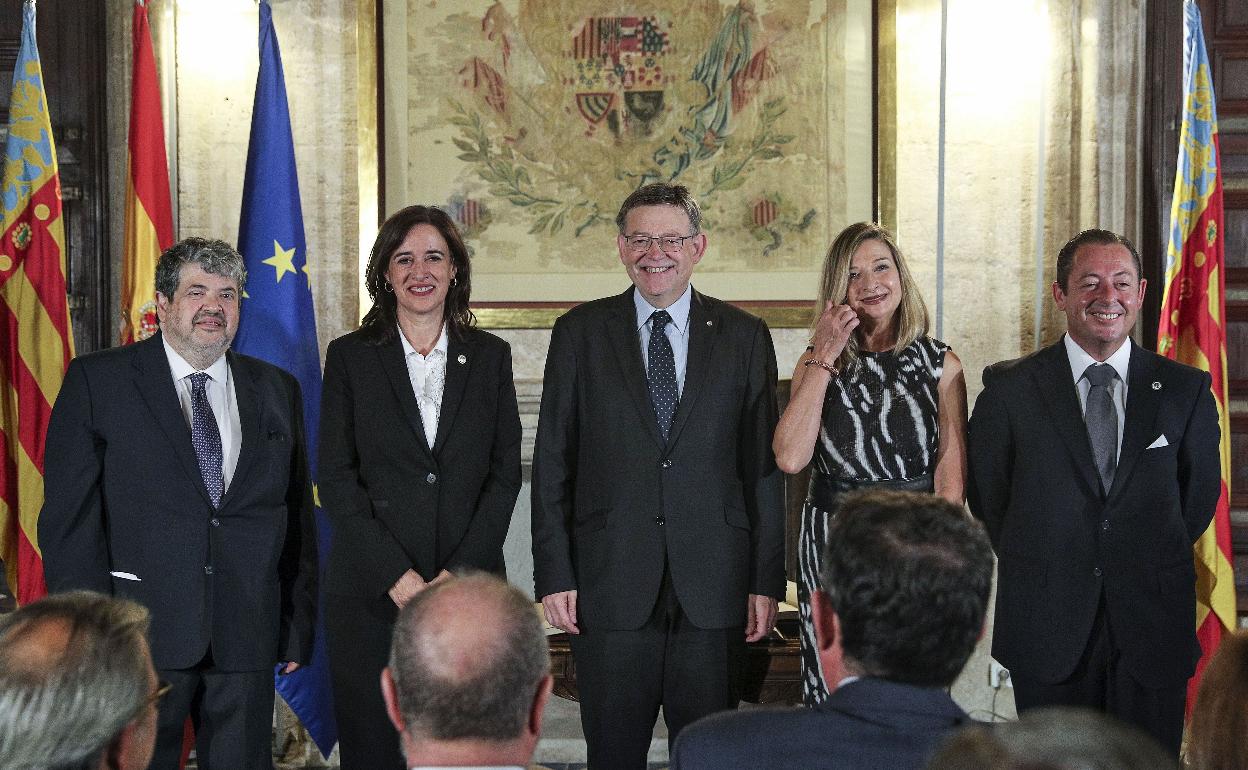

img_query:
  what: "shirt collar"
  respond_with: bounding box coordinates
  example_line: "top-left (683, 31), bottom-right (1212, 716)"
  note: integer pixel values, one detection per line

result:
top-left (633, 284), bottom-right (692, 333)
top-left (399, 323), bottom-right (449, 359)
top-left (162, 334), bottom-right (228, 382)
top-left (1063, 333), bottom-right (1131, 384)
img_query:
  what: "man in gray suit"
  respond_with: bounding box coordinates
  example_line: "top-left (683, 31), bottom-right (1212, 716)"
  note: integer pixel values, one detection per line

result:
top-left (532, 183), bottom-right (786, 770)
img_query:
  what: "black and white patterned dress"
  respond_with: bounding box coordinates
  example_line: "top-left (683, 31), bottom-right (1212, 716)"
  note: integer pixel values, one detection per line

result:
top-left (798, 336), bottom-right (948, 705)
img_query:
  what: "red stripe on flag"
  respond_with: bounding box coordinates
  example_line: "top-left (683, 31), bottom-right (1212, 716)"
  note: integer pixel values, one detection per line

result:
top-left (3, 179), bottom-right (72, 363)
top-left (127, 1), bottom-right (174, 244)
top-left (14, 519), bottom-right (45, 605)
top-left (0, 297), bottom-right (56, 473)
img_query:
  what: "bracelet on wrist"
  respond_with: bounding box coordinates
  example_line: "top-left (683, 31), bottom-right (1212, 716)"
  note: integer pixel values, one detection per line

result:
top-left (803, 358), bottom-right (840, 377)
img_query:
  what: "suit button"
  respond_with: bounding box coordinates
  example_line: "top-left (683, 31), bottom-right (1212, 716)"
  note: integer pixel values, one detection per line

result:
top-left (654, 516), bottom-right (665, 526)
top-left (1093, 567), bottom-right (1102, 577)
top-left (210, 518), bottom-right (221, 528)
top-left (660, 459), bottom-right (672, 469)
top-left (1101, 519), bottom-right (1110, 531)
top-left (426, 473), bottom-right (437, 485)
top-left (204, 565), bottom-right (214, 575)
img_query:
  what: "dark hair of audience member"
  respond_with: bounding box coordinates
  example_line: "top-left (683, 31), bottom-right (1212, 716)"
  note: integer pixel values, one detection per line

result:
top-left (1185, 630), bottom-right (1248, 770)
top-left (821, 490), bottom-right (994, 686)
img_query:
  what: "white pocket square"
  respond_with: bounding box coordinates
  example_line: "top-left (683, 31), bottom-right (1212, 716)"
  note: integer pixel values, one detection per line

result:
top-left (1146, 434), bottom-right (1169, 449)
top-left (109, 571), bottom-right (141, 581)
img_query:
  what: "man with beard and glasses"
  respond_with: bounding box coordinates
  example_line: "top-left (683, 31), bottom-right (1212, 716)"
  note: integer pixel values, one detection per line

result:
top-left (968, 229), bottom-right (1220, 756)
top-left (39, 238), bottom-right (318, 770)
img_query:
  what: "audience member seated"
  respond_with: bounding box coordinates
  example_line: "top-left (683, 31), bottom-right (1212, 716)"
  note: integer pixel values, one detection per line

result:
top-left (0, 591), bottom-right (162, 770)
top-left (927, 706), bottom-right (1176, 769)
top-left (381, 572), bottom-right (553, 769)
top-left (1184, 629), bottom-right (1248, 770)
top-left (671, 489), bottom-right (994, 770)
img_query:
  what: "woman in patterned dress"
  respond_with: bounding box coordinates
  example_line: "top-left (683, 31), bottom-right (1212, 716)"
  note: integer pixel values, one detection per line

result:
top-left (773, 222), bottom-right (968, 705)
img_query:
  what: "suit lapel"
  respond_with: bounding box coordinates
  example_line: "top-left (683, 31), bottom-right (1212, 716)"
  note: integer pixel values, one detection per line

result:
top-left (666, 290), bottom-right (717, 448)
top-left (1032, 341), bottom-right (1102, 497)
top-left (377, 335), bottom-right (435, 456)
top-left (132, 334), bottom-right (217, 509)
top-left (1110, 342), bottom-right (1161, 500)
top-left (607, 288), bottom-right (666, 450)
top-left (221, 351), bottom-right (261, 507)
top-left (433, 332), bottom-right (472, 454)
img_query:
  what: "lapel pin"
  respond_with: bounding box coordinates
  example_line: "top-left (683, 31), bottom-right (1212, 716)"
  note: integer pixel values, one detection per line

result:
top-left (457, 354), bottom-right (467, 365)
top-left (1151, 381), bottom-right (1161, 390)
top-left (706, 320), bottom-right (713, 327)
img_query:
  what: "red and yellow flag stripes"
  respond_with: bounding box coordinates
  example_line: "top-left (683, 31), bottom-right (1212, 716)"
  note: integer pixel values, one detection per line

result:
top-left (122, 0), bottom-right (174, 344)
top-left (0, 0), bottom-right (73, 605)
top-left (1157, 0), bottom-right (1235, 716)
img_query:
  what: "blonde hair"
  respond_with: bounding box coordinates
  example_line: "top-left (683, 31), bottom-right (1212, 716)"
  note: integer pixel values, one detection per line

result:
top-left (814, 222), bottom-right (929, 373)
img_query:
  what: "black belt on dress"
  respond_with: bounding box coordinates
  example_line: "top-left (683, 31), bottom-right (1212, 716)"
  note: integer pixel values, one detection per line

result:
top-left (806, 471), bottom-right (934, 513)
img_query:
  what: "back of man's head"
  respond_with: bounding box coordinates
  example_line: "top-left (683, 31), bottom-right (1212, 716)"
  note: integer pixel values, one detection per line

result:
top-left (0, 591), bottom-right (155, 770)
top-left (821, 490), bottom-right (994, 686)
top-left (386, 572), bottom-right (550, 762)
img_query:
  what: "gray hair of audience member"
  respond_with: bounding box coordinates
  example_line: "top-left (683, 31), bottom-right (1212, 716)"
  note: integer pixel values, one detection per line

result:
top-left (387, 572), bottom-right (549, 743)
top-left (820, 490), bottom-right (994, 686)
top-left (154, 237), bottom-right (248, 299)
top-left (0, 591), bottom-right (152, 769)
top-left (926, 706), bottom-right (1177, 770)
top-left (614, 183), bottom-right (703, 234)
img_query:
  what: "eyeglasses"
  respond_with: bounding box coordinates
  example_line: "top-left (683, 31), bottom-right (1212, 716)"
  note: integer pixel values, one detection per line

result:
top-left (623, 233), bottom-right (697, 254)
top-left (149, 679), bottom-right (173, 706)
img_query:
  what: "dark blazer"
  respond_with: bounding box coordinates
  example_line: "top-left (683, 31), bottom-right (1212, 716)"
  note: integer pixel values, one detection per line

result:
top-left (531, 287), bottom-right (786, 631)
top-left (670, 678), bottom-right (971, 770)
top-left (967, 340), bottom-right (1220, 686)
top-left (318, 326), bottom-right (522, 597)
top-left (39, 332), bottom-right (318, 671)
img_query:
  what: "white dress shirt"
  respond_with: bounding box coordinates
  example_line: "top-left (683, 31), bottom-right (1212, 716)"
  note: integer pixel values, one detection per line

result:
top-left (1063, 333), bottom-right (1130, 461)
top-left (634, 284), bottom-right (692, 397)
top-left (399, 323), bottom-right (449, 445)
top-left (163, 338), bottom-right (242, 491)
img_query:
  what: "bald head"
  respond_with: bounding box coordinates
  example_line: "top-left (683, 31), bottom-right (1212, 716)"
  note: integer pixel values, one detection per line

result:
top-left (0, 591), bottom-right (156, 769)
top-left (387, 573), bottom-right (549, 743)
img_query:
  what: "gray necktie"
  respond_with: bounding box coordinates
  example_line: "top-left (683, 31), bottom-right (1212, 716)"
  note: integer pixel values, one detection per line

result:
top-left (189, 372), bottom-right (224, 508)
top-left (646, 310), bottom-right (678, 441)
top-left (1083, 364), bottom-right (1118, 494)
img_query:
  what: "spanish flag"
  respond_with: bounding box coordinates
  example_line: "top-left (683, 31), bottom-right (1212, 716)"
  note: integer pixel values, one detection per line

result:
top-left (121, 0), bottom-right (173, 344)
top-left (1157, 0), bottom-right (1235, 715)
top-left (0, 0), bottom-right (73, 605)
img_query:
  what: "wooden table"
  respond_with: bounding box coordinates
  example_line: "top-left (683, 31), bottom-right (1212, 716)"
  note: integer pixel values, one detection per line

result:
top-left (547, 618), bottom-right (803, 705)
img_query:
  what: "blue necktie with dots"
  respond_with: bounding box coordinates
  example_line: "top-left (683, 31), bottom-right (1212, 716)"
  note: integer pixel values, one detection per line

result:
top-left (647, 310), bottom-right (678, 441)
top-left (189, 372), bottom-right (224, 508)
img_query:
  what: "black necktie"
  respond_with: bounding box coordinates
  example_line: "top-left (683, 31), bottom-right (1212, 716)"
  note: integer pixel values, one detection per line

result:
top-left (647, 310), bottom-right (678, 441)
top-left (189, 372), bottom-right (225, 507)
top-left (1083, 363), bottom-right (1118, 494)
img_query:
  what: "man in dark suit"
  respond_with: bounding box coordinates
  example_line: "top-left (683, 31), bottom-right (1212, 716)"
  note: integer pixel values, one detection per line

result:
top-left (670, 490), bottom-right (993, 770)
top-left (39, 237), bottom-right (318, 770)
top-left (967, 229), bottom-right (1221, 756)
top-left (532, 183), bottom-right (786, 769)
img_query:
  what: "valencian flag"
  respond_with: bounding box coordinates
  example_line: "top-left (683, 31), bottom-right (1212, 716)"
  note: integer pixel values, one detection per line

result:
top-left (1157, 0), bottom-right (1235, 715)
top-left (232, 0), bottom-right (336, 756)
top-left (121, 0), bottom-right (174, 344)
top-left (0, 0), bottom-right (71, 606)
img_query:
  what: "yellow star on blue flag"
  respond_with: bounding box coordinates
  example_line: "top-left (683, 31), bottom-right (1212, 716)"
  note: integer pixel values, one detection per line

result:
top-left (263, 239), bottom-right (297, 282)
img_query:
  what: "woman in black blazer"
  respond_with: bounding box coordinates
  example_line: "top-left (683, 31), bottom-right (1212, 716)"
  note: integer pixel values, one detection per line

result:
top-left (320, 205), bottom-right (522, 769)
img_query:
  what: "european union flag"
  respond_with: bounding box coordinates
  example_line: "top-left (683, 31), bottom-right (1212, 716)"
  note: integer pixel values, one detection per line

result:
top-left (232, 0), bottom-right (336, 757)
